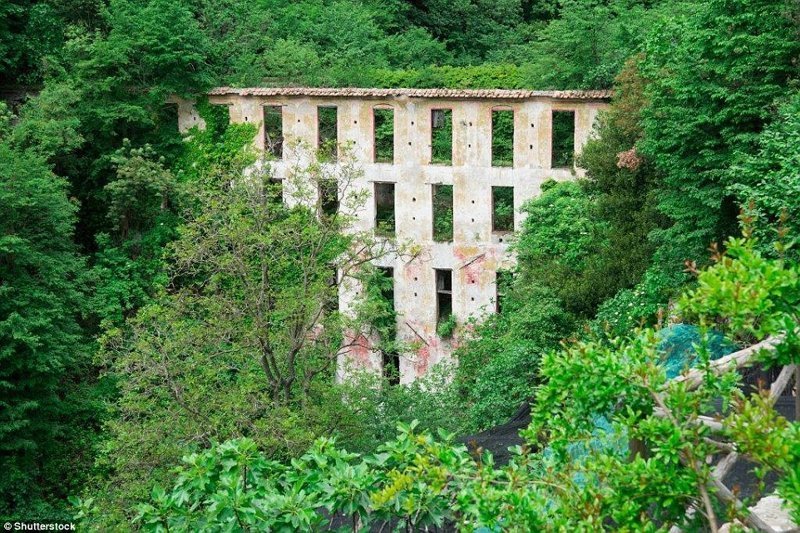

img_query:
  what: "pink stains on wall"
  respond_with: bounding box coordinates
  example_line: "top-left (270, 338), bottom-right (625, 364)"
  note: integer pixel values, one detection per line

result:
top-left (464, 268), bottom-right (480, 285)
top-left (343, 331), bottom-right (374, 369)
top-left (404, 261), bottom-right (422, 282)
top-left (415, 343), bottom-right (430, 377)
top-left (460, 251), bottom-right (488, 296)
top-left (453, 245), bottom-right (479, 263)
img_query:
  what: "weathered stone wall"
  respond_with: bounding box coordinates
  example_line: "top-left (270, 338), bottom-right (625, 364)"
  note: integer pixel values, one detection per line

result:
top-left (177, 88), bottom-right (609, 383)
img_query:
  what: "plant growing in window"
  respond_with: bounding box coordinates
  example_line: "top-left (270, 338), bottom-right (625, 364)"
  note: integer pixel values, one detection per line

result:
top-left (374, 108), bottom-right (394, 163)
top-left (432, 184), bottom-right (454, 242)
top-left (492, 186), bottom-right (514, 232)
top-left (431, 109), bottom-right (453, 165)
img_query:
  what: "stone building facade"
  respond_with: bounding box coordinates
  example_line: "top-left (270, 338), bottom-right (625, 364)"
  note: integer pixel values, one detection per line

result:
top-left (175, 87), bottom-right (610, 384)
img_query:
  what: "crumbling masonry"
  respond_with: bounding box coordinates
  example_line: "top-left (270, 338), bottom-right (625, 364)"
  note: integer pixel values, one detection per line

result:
top-left (176, 87), bottom-right (611, 384)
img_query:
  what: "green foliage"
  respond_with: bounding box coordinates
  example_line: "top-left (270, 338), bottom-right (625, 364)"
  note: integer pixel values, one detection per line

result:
top-left (354, 265), bottom-right (398, 356)
top-left (0, 0), bottom-right (80, 84)
top-left (430, 109), bottom-right (453, 164)
top-left (105, 143), bottom-right (177, 239)
top-left (89, 144), bottom-right (398, 525)
top-left (432, 184), bottom-right (453, 242)
top-left (134, 237), bottom-right (800, 530)
top-left (174, 106), bottom-right (256, 185)
top-left (454, 283), bottom-right (575, 431)
top-left (592, 267), bottom-right (681, 338)
top-left (528, 235), bottom-right (800, 527)
top-left (491, 109), bottom-right (514, 166)
top-left (679, 233), bottom-right (800, 356)
top-left (0, 106), bottom-right (99, 520)
top-left (580, 61), bottom-right (669, 311)
top-left (5, 0), bottom-right (800, 524)
top-left (551, 110), bottom-right (575, 168)
top-left (373, 107), bottom-right (394, 163)
top-left (8, 82), bottom-right (84, 161)
top-left (339, 364), bottom-right (468, 451)
top-left (640, 0), bottom-right (800, 270)
top-left (402, 0), bottom-right (526, 63)
top-left (731, 92), bottom-right (800, 256)
top-left (39, 0), bottom-right (214, 246)
top-left (369, 63), bottom-right (526, 89)
top-left (727, 393), bottom-right (800, 524)
top-left (374, 201), bottom-right (396, 237)
top-left (515, 180), bottom-right (609, 317)
top-left (131, 426), bottom-right (485, 531)
top-left (492, 185), bottom-right (514, 231)
top-left (436, 314), bottom-right (457, 338)
top-left (85, 105), bottom-right (243, 332)
top-left (90, 161), bottom-right (179, 320)
top-left (519, 0), bottom-right (667, 89)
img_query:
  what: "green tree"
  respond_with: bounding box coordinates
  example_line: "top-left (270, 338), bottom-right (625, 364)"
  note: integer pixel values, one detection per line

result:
top-left (90, 146), bottom-right (394, 524)
top-left (580, 60), bottom-right (673, 335)
top-left (518, 0), bottom-right (666, 89)
top-left (0, 104), bottom-right (97, 520)
top-left (581, 60), bottom-right (664, 284)
top-left (640, 0), bottom-right (800, 270)
top-left (454, 283), bottom-right (574, 430)
top-left (730, 91), bottom-right (800, 256)
top-left (83, 143), bottom-right (179, 326)
top-left (130, 235), bottom-right (800, 530)
top-left (515, 180), bottom-right (609, 318)
top-left (49, 0), bottom-right (214, 246)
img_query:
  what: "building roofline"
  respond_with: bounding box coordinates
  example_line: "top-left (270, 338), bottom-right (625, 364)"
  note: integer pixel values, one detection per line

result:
top-left (208, 87), bottom-right (612, 101)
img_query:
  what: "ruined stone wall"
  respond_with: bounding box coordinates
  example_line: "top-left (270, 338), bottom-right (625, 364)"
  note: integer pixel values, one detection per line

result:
top-left (177, 88), bottom-right (609, 384)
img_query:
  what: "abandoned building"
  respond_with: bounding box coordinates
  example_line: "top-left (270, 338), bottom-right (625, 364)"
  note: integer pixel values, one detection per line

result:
top-left (175, 87), bottom-right (611, 384)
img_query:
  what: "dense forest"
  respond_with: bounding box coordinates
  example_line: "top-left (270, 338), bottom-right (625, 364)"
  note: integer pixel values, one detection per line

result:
top-left (1, 0), bottom-right (799, 530)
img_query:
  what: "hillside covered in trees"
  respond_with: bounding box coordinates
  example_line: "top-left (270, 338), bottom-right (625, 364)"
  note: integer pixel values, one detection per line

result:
top-left (1, 0), bottom-right (800, 530)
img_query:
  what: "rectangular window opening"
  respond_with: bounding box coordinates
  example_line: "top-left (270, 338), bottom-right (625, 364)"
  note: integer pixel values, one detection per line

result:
top-left (430, 109), bottom-right (453, 165)
top-left (317, 106), bottom-right (338, 161)
top-left (374, 182), bottom-right (395, 237)
top-left (551, 110), bottom-right (575, 168)
top-left (435, 269), bottom-right (453, 325)
top-left (263, 105), bottom-right (283, 159)
top-left (492, 186), bottom-right (514, 232)
top-left (267, 177), bottom-right (283, 206)
top-left (432, 184), bottom-right (454, 242)
top-left (491, 109), bottom-right (514, 167)
top-left (162, 103), bottom-right (181, 135)
top-left (323, 264), bottom-right (339, 315)
top-left (319, 179), bottom-right (338, 218)
top-left (373, 108), bottom-right (394, 163)
top-left (495, 270), bottom-right (513, 313)
top-left (377, 266), bottom-right (399, 385)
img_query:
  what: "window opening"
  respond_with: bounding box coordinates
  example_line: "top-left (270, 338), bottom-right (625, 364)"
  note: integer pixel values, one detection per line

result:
top-left (377, 266), bottom-right (399, 385)
top-left (267, 177), bottom-right (283, 207)
top-left (551, 110), bottom-right (575, 168)
top-left (374, 182), bottom-right (395, 236)
top-left (492, 109), bottom-right (514, 167)
top-left (492, 186), bottom-right (514, 232)
top-left (495, 270), bottom-right (513, 313)
top-left (323, 264), bottom-right (339, 315)
top-left (432, 184), bottom-right (454, 242)
top-left (317, 106), bottom-right (338, 161)
top-left (320, 179), bottom-right (338, 218)
top-left (435, 269), bottom-right (453, 324)
top-left (374, 108), bottom-right (394, 163)
top-left (263, 105), bottom-right (283, 159)
top-left (430, 109), bottom-right (453, 165)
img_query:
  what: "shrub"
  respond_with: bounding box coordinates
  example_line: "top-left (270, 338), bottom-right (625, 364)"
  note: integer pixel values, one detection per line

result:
top-left (127, 233), bottom-right (800, 530)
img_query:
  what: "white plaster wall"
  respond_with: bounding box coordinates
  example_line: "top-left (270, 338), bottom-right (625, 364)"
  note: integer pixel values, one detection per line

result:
top-left (184, 93), bottom-right (608, 383)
